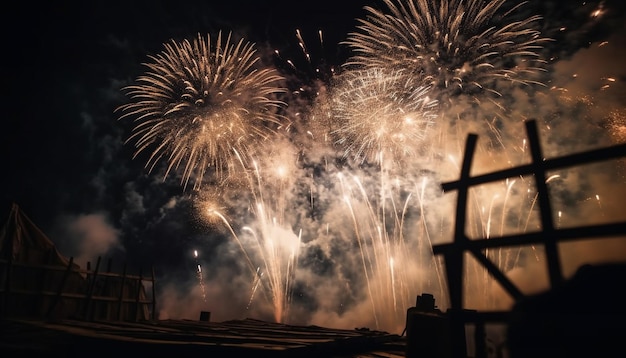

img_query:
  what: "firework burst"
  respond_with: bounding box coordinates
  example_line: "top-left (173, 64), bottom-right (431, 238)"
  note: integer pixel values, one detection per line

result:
top-left (328, 67), bottom-right (439, 166)
top-left (272, 28), bottom-right (343, 159)
top-left (116, 31), bottom-right (288, 189)
top-left (343, 0), bottom-right (551, 105)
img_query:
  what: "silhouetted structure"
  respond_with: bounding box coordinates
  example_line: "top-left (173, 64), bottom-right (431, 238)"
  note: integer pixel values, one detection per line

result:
top-left (405, 293), bottom-right (451, 358)
top-left (507, 263), bottom-right (626, 358)
top-left (0, 203), bottom-right (155, 322)
top-left (426, 119), bottom-right (626, 358)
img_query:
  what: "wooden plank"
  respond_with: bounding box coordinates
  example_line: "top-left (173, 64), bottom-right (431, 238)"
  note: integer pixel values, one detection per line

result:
top-left (83, 256), bottom-right (101, 321)
top-left (45, 257), bottom-right (75, 319)
top-left (133, 268), bottom-right (143, 322)
top-left (1, 249), bottom-right (14, 318)
top-left (117, 262), bottom-right (127, 321)
top-left (0, 259), bottom-right (151, 281)
top-left (1, 318), bottom-right (407, 357)
top-left (151, 266), bottom-right (156, 321)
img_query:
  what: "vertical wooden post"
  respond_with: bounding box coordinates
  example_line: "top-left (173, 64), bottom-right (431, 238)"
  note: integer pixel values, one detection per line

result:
top-left (2, 254), bottom-right (14, 318)
top-left (46, 257), bottom-right (74, 320)
top-left (134, 268), bottom-right (143, 322)
top-left (474, 322), bottom-right (487, 358)
top-left (83, 256), bottom-right (101, 321)
top-left (2, 203), bottom-right (17, 318)
top-left (448, 133), bottom-right (477, 311)
top-left (101, 258), bottom-right (113, 320)
top-left (38, 250), bottom-right (53, 317)
top-left (525, 120), bottom-right (563, 287)
top-left (151, 266), bottom-right (157, 321)
top-left (117, 262), bottom-right (127, 321)
top-left (447, 133), bottom-right (477, 358)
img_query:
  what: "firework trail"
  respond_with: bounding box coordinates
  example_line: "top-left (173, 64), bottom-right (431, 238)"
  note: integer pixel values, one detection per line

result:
top-left (193, 249), bottom-right (207, 303)
top-left (247, 267), bottom-right (263, 310)
top-left (195, 152), bottom-right (303, 324)
top-left (239, 158), bottom-right (302, 323)
top-left (336, 170), bottom-right (447, 330)
top-left (116, 31), bottom-right (289, 189)
top-left (343, 0), bottom-right (551, 106)
top-left (328, 67), bottom-right (439, 165)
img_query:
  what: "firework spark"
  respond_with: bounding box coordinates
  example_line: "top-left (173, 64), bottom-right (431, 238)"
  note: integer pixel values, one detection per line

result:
top-left (343, 0), bottom-right (551, 105)
top-left (606, 108), bottom-right (626, 144)
top-left (116, 31), bottom-right (289, 189)
top-left (328, 67), bottom-right (439, 165)
top-left (193, 249), bottom-right (207, 303)
top-left (336, 171), bottom-right (447, 330)
top-left (193, 151), bottom-right (303, 323)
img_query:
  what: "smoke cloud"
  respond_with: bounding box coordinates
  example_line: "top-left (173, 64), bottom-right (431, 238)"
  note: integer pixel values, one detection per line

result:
top-left (52, 213), bottom-right (124, 269)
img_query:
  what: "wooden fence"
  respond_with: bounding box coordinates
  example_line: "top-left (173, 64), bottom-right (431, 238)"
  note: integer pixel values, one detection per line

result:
top-left (432, 119), bottom-right (626, 358)
top-left (0, 255), bottom-right (156, 322)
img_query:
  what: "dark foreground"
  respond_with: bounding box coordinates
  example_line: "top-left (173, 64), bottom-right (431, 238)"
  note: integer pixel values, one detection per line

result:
top-left (0, 317), bottom-right (406, 358)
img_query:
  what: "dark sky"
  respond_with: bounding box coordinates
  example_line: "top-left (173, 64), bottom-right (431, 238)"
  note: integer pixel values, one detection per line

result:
top-left (3, 0), bottom-right (625, 327)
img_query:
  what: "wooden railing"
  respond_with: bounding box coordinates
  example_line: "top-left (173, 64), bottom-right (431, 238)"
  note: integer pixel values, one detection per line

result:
top-left (432, 119), bottom-right (626, 358)
top-left (0, 255), bottom-right (156, 322)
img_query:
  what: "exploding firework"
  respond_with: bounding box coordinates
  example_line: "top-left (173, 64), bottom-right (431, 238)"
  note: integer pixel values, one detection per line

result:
top-left (328, 67), bottom-right (439, 165)
top-left (336, 170), bottom-right (448, 330)
top-left (116, 31), bottom-right (289, 189)
top-left (343, 0), bottom-right (551, 105)
top-left (192, 147), bottom-right (303, 324)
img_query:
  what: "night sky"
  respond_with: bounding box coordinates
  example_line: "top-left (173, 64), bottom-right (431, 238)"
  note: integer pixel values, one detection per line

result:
top-left (4, 0), bottom-right (626, 329)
